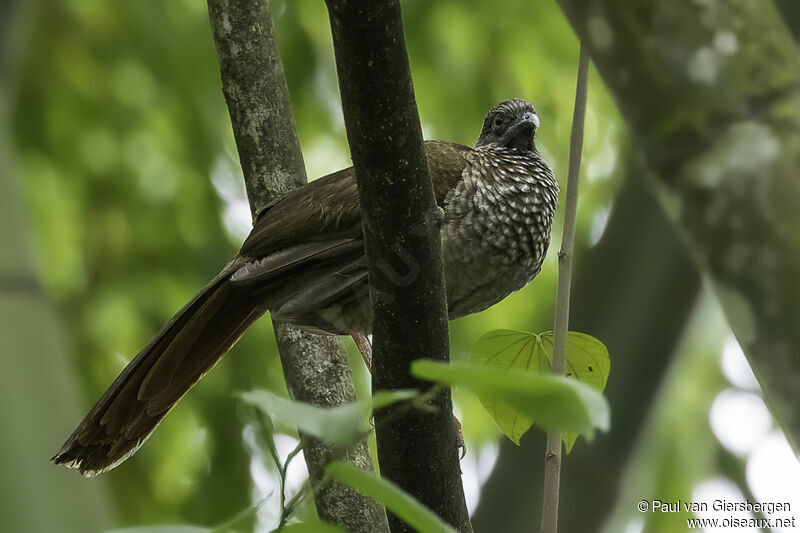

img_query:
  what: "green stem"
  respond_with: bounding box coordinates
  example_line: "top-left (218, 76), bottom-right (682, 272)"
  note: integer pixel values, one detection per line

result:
top-left (276, 442), bottom-right (305, 528)
top-left (540, 43), bottom-right (590, 533)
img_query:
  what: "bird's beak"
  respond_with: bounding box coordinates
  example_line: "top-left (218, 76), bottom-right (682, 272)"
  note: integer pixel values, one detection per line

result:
top-left (516, 112), bottom-right (539, 131)
top-left (501, 112), bottom-right (539, 149)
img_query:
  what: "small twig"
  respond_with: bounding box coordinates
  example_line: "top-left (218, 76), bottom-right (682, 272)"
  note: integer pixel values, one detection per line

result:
top-left (540, 43), bottom-right (590, 533)
top-left (270, 387), bottom-right (444, 529)
top-left (251, 410), bottom-right (306, 528)
top-left (279, 480), bottom-right (313, 529)
top-left (275, 442), bottom-right (305, 528)
top-left (255, 411), bottom-right (283, 473)
top-left (249, 386), bottom-right (431, 529)
top-left (284, 442), bottom-right (305, 472)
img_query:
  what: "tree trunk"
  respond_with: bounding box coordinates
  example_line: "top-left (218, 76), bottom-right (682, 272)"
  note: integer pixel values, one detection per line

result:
top-left (324, 1), bottom-right (472, 531)
top-left (206, 1), bottom-right (388, 531)
top-left (559, 0), bottom-right (800, 452)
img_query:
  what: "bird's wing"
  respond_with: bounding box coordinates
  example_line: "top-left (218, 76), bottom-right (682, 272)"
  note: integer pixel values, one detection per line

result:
top-left (426, 140), bottom-right (472, 206)
top-left (239, 167), bottom-right (363, 257)
top-left (238, 140), bottom-right (473, 259)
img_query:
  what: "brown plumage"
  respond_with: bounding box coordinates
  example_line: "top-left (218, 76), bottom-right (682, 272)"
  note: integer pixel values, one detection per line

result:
top-left (52, 99), bottom-right (558, 475)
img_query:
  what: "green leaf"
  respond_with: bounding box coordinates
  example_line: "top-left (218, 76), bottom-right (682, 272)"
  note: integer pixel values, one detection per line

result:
top-left (372, 389), bottom-right (420, 410)
top-left (280, 521), bottom-right (349, 533)
top-left (411, 360), bottom-right (609, 437)
top-left (239, 389), bottom-right (418, 447)
top-left (469, 329), bottom-right (610, 451)
top-left (327, 462), bottom-right (459, 533)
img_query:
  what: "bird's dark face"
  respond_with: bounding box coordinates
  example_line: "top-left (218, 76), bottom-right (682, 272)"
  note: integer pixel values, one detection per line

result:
top-left (476, 98), bottom-right (540, 152)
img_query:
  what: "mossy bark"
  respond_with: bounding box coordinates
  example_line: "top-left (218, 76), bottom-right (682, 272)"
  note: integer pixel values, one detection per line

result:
top-left (559, 0), bottom-right (800, 450)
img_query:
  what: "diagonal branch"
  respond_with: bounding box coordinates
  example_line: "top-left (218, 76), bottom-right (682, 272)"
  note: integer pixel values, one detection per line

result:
top-left (206, 1), bottom-right (388, 531)
top-left (324, 0), bottom-right (471, 531)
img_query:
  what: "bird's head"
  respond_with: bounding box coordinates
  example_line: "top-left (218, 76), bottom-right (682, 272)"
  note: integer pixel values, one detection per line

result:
top-left (476, 98), bottom-right (540, 152)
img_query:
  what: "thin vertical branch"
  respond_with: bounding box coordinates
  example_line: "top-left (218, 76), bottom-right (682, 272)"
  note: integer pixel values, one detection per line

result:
top-left (206, 1), bottom-right (388, 531)
top-left (540, 43), bottom-right (590, 533)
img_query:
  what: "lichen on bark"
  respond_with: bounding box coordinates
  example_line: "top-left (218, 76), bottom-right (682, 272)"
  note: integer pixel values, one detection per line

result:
top-left (559, 0), bottom-right (800, 449)
top-left (207, 1), bottom-right (388, 531)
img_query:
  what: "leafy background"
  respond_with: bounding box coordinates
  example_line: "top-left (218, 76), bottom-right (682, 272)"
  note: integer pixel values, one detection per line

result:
top-left (2, 0), bottom-right (797, 532)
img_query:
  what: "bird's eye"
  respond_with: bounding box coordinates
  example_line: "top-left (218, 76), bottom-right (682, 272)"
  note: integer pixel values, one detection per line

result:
top-left (493, 116), bottom-right (505, 129)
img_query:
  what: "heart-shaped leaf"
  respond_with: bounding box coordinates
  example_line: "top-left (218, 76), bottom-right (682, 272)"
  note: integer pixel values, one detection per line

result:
top-left (469, 329), bottom-right (610, 451)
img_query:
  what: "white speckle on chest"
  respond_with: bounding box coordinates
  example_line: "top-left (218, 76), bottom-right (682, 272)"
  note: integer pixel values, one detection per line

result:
top-left (441, 147), bottom-right (558, 318)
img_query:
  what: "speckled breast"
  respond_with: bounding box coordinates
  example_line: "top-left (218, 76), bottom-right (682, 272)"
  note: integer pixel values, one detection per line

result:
top-left (440, 147), bottom-right (559, 319)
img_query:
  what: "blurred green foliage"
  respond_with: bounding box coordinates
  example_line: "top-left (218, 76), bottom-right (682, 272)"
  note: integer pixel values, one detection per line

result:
top-left (6, 0), bottom-right (775, 532)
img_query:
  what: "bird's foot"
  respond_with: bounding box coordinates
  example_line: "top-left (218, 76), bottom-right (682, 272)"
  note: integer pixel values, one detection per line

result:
top-left (453, 415), bottom-right (466, 459)
top-left (434, 205), bottom-right (445, 227)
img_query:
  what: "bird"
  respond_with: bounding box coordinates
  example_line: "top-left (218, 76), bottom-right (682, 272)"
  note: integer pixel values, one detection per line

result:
top-left (52, 98), bottom-right (559, 476)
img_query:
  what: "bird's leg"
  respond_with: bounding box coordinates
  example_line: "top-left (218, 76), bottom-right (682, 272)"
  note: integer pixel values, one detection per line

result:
top-left (350, 331), bottom-right (372, 372)
top-left (349, 330), bottom-right (465, 457)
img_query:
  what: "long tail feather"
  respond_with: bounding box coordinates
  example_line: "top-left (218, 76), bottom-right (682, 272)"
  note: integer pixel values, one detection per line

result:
top-left (51, 269), bottom-right (263, 476)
